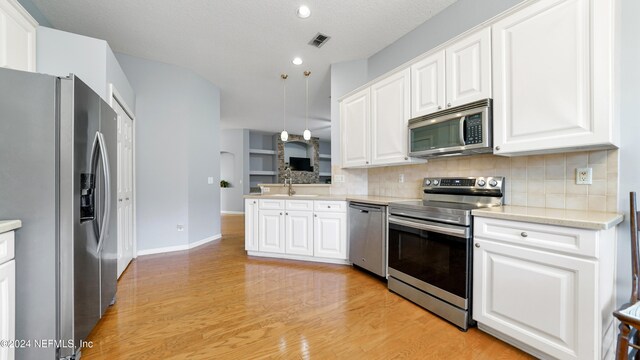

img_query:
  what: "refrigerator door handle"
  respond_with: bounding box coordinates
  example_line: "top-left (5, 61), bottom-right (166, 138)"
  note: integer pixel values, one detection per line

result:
top-left (96, 132), bottom-right (111, 254)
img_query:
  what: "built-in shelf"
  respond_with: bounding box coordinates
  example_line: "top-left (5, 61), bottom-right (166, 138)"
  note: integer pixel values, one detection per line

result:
top-left (249, 149), bottom-right (276, 155)
top-left (319, 154), bottom-right (331, 159)
top-left (250, 170), bottom-right (276, 176)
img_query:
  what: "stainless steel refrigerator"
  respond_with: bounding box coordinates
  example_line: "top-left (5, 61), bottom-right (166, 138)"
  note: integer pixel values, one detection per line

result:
top-left (0, 67), bottom-right (117, 359)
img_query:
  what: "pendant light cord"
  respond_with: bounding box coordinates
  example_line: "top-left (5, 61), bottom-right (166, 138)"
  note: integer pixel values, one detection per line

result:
top-left (281, 74), bottom-right (288, 132)
top-left (305, 74), bottom-right (308, 131)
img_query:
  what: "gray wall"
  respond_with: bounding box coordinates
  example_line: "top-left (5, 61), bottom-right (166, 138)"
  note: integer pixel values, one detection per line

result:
top-left (616, 0), bottom-right (640, 306)
top-left (220, 129), bottom-right (249, 212)
top-left (367, 0), bottom-right (525, 81)
top-left (36, 27), bottom-right (135, 109)
top-left (330, 59), bottom-right (368, 167)
top-left (16, 0), bottom-right (51, 27)
top-left (116, 53), bottom-right (221, 251)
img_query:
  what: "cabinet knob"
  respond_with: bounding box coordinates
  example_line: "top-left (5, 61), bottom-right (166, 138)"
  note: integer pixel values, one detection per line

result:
top-left (495, 146), bottom-right (501, 151)
top-left (475, 243), bottom-right (480, 248)
top-left (366, 161), bottom-right (369, 164)
top-left (126, 197), bottom-right (130, 200)
top-left (327, 206), bottom-right (331, 209)
top-left (280, 212), bottom-right (283, 215)
top-left (254, 201), bottom-right (257, 204)
top-left (447, 103), bottom-right (452, 107)
top-left (404, 157), bottom-right (408, 160)
top-left (520, 232), bottom-right (528, 237)
top-left (118, 198), bottom-right (123, 202)
top-left (438, 106), bottom-right (442, 110)
top-left (314, 214), bottom-right (317, 217)
top-left (285, 212), bottom-right (288, 215)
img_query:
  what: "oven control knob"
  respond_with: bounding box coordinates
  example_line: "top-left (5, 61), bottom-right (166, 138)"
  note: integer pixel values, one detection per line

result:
top-left (477, 179), bottom-right (486, 187)
top-left (424, 179), bottom-right (431, 186)
top-left (432, 179), bottom-right (439, 186)
top-left (489, 179), bottom-right (498, 187)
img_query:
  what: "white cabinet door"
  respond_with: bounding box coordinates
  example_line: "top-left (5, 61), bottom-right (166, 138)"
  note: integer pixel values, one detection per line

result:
top-left (411, 51), bottom-right (446, 118)
top-left (0, 0), bottom-right (37, 72)
top-left (492, 0), bottom-right (615, 155)
top-left (370, 68), bottom-right (411, 165)
top-left (244, 199), bottom-right (259, 251)
top-left (340, 88), bottom-right (370, 168)
top-left (445, 27), bottom-right (492, 108)
top-left (0, 260), bottom-right (14, 360)
top-left (314, 212), bottom-right (347, 260)
top-left (258, 209), bottom-right (285, 253)
top-left (285, 210), bottom-right (313, 256)
top-left (473, 239), bottom-right (596, 360)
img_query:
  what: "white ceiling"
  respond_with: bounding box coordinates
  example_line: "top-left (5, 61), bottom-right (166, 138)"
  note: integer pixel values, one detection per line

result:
top-left (32, 0), bottom-right (457, 139)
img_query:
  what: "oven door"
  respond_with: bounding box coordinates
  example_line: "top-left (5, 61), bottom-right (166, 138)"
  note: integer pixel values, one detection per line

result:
top-left (387, 215), bottom-right (472, 309)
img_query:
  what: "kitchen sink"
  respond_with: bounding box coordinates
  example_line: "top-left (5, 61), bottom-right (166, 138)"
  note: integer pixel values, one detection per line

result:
top-left (262, 194), bottom-right (319, 197)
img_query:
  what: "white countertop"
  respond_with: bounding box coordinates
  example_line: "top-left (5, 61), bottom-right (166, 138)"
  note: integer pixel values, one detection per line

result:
top-left (472, 206), bottom-right (623, 230)
top-left (244, 194), bottom-right (419, 206)
top-left (0, 220), bottom-right (22, 233)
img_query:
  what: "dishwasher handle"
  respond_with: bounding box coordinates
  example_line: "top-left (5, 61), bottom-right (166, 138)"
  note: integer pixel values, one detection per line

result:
top-left (349, 203), bottom-right (384, 213)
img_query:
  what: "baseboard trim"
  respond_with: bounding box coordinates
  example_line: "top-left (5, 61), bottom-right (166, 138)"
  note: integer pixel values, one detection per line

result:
top-left (137, 234), bottom-right (222, 256)
top-left (221, 211), bottom-right (245, 215)
top-left (246, 251), bottom-right (350, 265)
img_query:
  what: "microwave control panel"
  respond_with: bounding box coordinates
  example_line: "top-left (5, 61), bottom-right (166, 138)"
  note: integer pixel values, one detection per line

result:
top-left (464, 113), bottom-right (483, 144)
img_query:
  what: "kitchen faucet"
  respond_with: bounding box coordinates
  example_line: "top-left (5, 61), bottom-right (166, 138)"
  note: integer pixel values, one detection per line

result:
top-left (283, 167), bottom-right (296, 196)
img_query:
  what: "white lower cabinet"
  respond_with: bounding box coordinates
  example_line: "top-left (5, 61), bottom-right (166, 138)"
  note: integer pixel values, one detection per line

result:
top-left (313, 212), bottom-right (347, 260)
top-left (473, 217), bottom-right (616, 360)
top-left (246, 199), bottom-right (348, 263)
top-left (0, 229), bottom-right (16, 360)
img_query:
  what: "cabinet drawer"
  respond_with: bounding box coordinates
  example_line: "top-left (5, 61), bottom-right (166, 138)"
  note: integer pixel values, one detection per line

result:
top-left (474, 217), bottom-right (597, 258)
top-left (285, 200), bottom-right (314, 211)
top-left (259, 199), bottom-right (285, 210)
top-left (0, 231), bottom-right (15, 265)
top-left (314, 201), bottom-right (346, 213)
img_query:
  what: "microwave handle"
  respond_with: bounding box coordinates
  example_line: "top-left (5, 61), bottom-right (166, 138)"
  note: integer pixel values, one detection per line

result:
top-left (458, 116), bottom-right (466, 146)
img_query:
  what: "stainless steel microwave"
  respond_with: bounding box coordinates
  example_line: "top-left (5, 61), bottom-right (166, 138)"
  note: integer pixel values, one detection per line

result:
top-left (408, 99), bottom-right (493, 158)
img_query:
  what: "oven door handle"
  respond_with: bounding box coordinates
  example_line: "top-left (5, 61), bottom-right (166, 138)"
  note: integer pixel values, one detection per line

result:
top-left (388, 215), bottom-right (468, 238)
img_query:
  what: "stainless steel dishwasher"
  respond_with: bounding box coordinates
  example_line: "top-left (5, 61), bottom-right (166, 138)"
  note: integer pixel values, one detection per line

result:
top-left (348, 202), bottom-right (387, 277)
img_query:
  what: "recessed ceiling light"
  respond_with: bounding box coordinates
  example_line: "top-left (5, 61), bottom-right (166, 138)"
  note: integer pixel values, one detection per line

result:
top-left (297, 5), bottom-right (311, 19)
top-left (292, 57), bottom-right (303, 65)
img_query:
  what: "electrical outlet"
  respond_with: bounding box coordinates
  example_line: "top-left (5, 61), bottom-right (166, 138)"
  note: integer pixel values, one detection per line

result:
top-left (262, 187), bottom-right (270, 193)
top-left (334, 175), bottom-right (345, 183)
top-left (576, 168), bottom-right (592, 185)
top-left (398, 174), bottom-right (405, 183)
top-left (177, 224), bottom-right (184, 231)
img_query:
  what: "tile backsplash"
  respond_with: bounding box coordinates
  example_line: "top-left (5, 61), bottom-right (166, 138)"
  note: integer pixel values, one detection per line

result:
top-left (364, 150), bottom-right (618, 212)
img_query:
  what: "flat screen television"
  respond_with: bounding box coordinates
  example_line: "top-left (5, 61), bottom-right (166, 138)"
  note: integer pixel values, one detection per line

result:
top-left (289, 157), bottom-right (312, 171)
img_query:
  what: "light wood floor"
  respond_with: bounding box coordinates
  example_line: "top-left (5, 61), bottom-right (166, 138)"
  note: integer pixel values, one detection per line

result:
top-left (82, 214), bottom-right (534, 359)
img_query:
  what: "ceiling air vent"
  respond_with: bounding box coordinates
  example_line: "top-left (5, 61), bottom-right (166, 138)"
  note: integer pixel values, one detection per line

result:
top-left (309, 33), bottom-right (331, 48)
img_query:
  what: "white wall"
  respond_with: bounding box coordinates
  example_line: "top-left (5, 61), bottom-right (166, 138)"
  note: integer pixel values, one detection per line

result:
top-left (615, 0), bottom-right (640, 306)
top-left (220, 129), bottom-right (248, 213)
top-left (116, 53), bottom-right (221, 252)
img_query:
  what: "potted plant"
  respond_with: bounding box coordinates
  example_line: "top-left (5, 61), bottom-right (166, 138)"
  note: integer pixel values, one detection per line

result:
top-left (220, 180), bottom-right (231, 188)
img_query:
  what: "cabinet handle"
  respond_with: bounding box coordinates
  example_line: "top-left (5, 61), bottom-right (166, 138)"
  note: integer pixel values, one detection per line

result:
top-left (520, 232), bottom-right (528, 237)
top-left (475, 243), bottom-right (480, 248)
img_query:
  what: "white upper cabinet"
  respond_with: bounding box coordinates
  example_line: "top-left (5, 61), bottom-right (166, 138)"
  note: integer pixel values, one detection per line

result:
top-left (411, 28), bottom-right (491, 118)
top-left (445, 27), bottom-right (492, 108)
top-left (492, 0), bottom-right (616, 156)
top-left (370, 68), bottom-right (411, 165)
top-left (411, 51), bottom-right (445, 117)
top-left (341, 87), bottom-right (370, 168)
top-left (0, 0), bottom-right (37, 72)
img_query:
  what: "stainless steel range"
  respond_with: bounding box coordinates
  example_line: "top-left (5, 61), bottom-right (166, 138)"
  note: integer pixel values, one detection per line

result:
top-left (387, 176), bottom-right (505, 330)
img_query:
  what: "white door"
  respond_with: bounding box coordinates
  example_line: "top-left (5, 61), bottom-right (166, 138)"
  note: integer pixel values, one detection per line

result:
top-left (473, 239), bottom-right (596, 360)
top-left (491, 0), bottom-right (608, 155)
top-left (244, 199), bottom-right (258, 251)
top-left (411, 51), bottom-right (446, 117)
top-left (0, 260), bottom-right (15, 360)
top-left (115, 100), bottom-right (134, 278)
top-left (258, 210), bottom-right (285, 253)
top-left (370, 68), bottom-right (411, 165)
top-left (445, 27), bottom-right (492, 108)
top-left (285, 210), bottom-right (313, 256)
top-left (313, 212), bottom-right (347, 259)
top-left (340, 88), bottom-right (370, 168)
top-left (0, 0), bottom-right (37, 72)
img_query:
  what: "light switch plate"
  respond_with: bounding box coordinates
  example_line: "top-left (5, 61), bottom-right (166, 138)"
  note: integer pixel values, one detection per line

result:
top-left (576, 168), bottom-right (592, 185)
top-left (334, 175), bottom-right (345, 183)
top-left (398, 174), bottom-right (405, 183)
top-left (177, 224), bottom-right (184, 231)
top-left (207, 177), bottom-right (214, 184)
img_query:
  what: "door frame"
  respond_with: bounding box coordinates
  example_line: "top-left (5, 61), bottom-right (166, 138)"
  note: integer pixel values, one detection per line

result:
top-left (108, 84), bottom-right (137, 258)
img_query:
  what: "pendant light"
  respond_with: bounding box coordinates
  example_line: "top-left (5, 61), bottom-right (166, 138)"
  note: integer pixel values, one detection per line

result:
top-left (303, 71), bottom-right (311, 140)
top-left (280, 74), bottom-right (288, 141)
